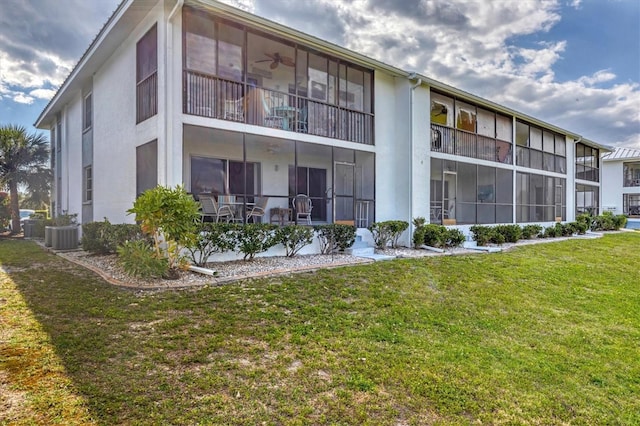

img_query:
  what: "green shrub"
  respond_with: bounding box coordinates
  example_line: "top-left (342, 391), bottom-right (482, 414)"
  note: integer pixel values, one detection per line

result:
top-left (542, 225), bottom-right (559, 238)
top-left (613, 214), bottom-right (627, 230)
top-left (314, 224), bottom-right (356, 254)
top-left (592, 212), bottom-right (616, 231)
top-left (412, 217), bottom-right (427, 249)
top-left (576, 213), bottom-right (594, 231)
top-left (117, 240), bottom-right (168, 279)
top-left (492, 231), bottom-right (506, 245)
top-left (422, 224), bottom-right (446, 248)
top-left (235, 223), bottom-right (278, 260)
top-left (368, 220), bottom-right (409, 248)
top-left (445, 228), bottom-right (466, 248)
top-left (185, 222), bottom-right (237, 266)
top-left (493, 224), bottom-right (522, 243)
top-left (127, 185), bottom-right (200, 271)
top-left (82, 219), bottom-right (144, 254)
top-left (470, 225), bottom-right (493, 246)
top-left (276, 225), bottom-right (314, 257)
top-left (521, 224), bottom-right (543, 239)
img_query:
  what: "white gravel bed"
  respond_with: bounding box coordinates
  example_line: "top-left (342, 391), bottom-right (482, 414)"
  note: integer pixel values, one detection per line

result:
top-left (61, 251), bottom-right (372, 289)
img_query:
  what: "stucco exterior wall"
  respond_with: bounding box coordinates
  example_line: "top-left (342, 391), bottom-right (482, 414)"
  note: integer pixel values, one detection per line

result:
top-left (92, 1), bottom-right (164, 223)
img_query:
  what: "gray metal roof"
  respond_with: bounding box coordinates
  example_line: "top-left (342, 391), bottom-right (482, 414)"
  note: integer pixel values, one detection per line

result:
top-left (602, 147), bottom-right (640, 161)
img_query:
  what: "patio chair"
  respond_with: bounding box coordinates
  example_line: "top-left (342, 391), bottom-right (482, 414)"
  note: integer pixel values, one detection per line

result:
top-left (246, 196), bottom-right (269, 223)
top-left (199, 195), bottom-right (234, 223)
top-left (261, 91), bottom-right (286, 129)
top-left (292, 194), bottom-right (313, 225)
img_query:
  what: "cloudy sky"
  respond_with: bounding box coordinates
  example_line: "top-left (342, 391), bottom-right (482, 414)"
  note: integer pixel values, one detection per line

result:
top-left (0, 0), bottom-right (638, 148)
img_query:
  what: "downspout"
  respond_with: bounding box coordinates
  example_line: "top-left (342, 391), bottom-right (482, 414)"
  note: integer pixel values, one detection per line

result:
top-left (165, 0), bottom-right (183, 187)
top-left (409, 73), bottom-right (422, 243)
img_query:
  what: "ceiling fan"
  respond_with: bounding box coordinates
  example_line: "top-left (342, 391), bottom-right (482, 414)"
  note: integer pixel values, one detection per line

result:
top-left (255, 52), bottom-right (295, 69)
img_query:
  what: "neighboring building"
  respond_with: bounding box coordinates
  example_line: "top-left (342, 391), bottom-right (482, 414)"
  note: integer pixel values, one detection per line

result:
top-left (35, 0), bottom-right (610, 249)
top-left (602, 147), bottom-right (640, 218)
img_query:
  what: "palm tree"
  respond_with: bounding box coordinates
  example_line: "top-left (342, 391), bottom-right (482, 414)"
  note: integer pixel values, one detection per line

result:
top-left (0, 125), bottom-right (51, 233)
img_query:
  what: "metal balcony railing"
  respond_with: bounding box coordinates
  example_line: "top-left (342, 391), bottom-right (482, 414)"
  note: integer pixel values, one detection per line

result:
top-left (184, 70), bottom-right (373, 145)
top-left (431, 124), bottom-right (512, 164)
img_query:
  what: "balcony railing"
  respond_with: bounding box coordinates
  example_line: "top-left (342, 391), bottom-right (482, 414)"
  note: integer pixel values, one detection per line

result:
top-left (136, 72), bottom-right (157, 123)
top-left (184, 70), bottom-right (373, 145)
top-left (623, 178), bottom-right (640, 187)
top-left (431, 124), bottom-right (512, 164)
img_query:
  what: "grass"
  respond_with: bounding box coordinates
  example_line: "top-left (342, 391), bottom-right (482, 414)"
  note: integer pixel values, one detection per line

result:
top-left (1, 233), bottom-right (639, 425)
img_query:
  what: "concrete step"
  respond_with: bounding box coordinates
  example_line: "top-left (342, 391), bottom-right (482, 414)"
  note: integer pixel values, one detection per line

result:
top-left (346, 246), bottom-right (375, 256)
top-left (355, 253), bottom-right (396, 261)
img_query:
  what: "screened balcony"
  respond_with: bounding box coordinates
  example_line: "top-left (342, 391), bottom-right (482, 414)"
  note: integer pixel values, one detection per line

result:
top-left (182, 6), bottom-right (374, 145)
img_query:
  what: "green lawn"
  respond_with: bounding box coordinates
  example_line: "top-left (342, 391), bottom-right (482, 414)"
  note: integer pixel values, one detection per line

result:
top-left (1, 234), bottom-right (639, 425)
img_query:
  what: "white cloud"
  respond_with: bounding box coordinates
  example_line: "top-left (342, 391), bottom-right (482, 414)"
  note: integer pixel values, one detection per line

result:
top-left (12, 93), bottom-right (33, 104)
top-left (29, 88), bottom-right (57, 100)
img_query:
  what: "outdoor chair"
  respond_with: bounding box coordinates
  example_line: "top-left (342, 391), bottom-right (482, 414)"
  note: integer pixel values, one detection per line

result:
top-left (292, 194), bottom-right (313, 225)
top-left (246, 196), bottom-right (269, 223)
top-left (199, 195), bottom-right (233, 223)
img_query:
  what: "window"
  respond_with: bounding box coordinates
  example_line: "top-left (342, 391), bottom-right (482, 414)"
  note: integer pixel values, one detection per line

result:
top-left (84, 166), bottom-right (92, 202)
top-left (136, 24), bottom-right (157, 123)
top-left (430, 159), bottom-right (513, 225)
top-left (623, 194), bottom-right (640, 216)
top-left (83, 93), bottom-right (92, 131)
top-left (575, 142), bottom-right (599, 182)
top-left (576, 184), bottom-right (599, 215)
top-left (190, 156), bottom-right (260, 199)
top-left (515, 119), bottom-right (566, 173)
top-left (136, 140), bottom-right (157, 196)
top-left (516, 171), bottom-right (565, 222)
top-left (289, 166), bottom-right (327, 221)
top-left (623, 162), bottom-right (640, 186)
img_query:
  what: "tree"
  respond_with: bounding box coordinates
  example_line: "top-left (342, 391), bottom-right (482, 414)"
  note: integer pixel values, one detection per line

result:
top-left (0, 125), bottom-right (51, 233)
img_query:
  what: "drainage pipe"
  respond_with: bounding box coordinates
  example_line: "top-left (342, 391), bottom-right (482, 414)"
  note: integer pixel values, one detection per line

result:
top-left (409, 74), bottom-right (422, 244)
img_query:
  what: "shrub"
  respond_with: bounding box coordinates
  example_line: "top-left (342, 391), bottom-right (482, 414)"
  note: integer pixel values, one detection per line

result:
top-left (127, 185), bottom-right (200, 272)
top-left (445, 228), bottom-right (466, 248)
top-left (117, 240), bottom-right (168, 279)
top-left (185, 222), bottom-right (237, 267)
top-left (412, 217), bottom-right (427, 249)
top-left (576, 213), bottom-right (594, 231)
top-left (492, 231), bottom-right (506, 245)
top-left (82, 219), bottom-right (144, 254)
top-left (613, 214), bottom-right (627, 230)
top-left (50, 211), bottom-right (78, 227)
top-left (542, 225), bottom-right (560, 238)
top-left (422, 224), bottom-right (446, 248)
top-left (521, 224), bottom-right (543, 239)
top-left (314, 224), bottom-right (357, 254)
top-left (592, 212), bottom-right (616, 231)
top-left (470, 225), bottom-right (493, 246)
top-left (235, 223), bottom-right (278, 260)
top-left (368, 220), bottom-right (409, 248)
top-left (493, 224), bottom-right (522, 243)
top-left (276, 225), bottom-right (314, 257)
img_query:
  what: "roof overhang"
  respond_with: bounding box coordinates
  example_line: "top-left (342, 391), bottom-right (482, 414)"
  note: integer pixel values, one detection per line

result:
top-left (34, 0), bottom-right (157, 129)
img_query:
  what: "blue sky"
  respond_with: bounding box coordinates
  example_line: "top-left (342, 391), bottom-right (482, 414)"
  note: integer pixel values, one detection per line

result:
top-left (1, 0), bottom-right (638, 148)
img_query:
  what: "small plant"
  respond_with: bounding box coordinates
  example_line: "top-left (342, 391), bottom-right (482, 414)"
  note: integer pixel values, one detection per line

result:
top-left (576, 213), bottom-right (594, 231)
top-left (276, 225), bottom-right (314, 257)
top-left (444, 228), bottom-right (466, 248)
top-left (117, 240), bottom-right (169, 279)
top-left (422, 224), bottom-right (447, 248)
top-left (52, 211), bottom-right (78, 226)
top-left (521, 224), bottom-right (543, 239)
top-left (470, 225), bottom-right (493, 246)
top-left (185, 222), bottom-right (237, 266)
top-left (127, 185), bottom-right (200, 273)
top-left (412, 217), bottom-right (427, 249)
top-left (235, 223), bottom-right (278, 260)
top-left (613, 214), bottom-right (627, 230)
top-left (493, 224), bottom-right (522, 243)
top-left (314, 224), bottom-right (357, 254)
top-left (368, 220), bottom-right (409, 248)
top-left (82, 219), bottom-right (144, 254)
